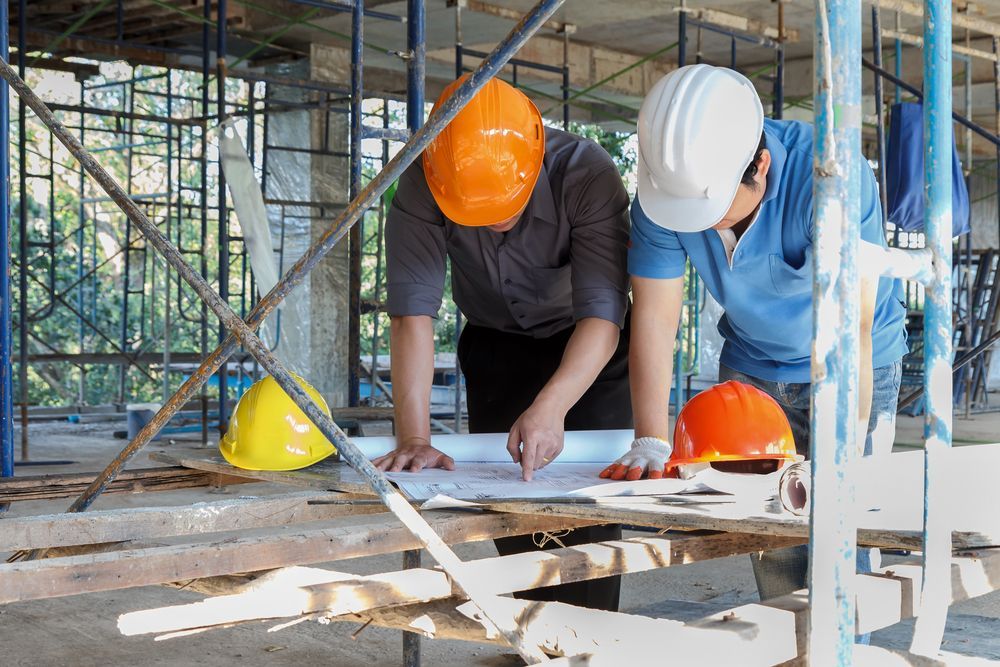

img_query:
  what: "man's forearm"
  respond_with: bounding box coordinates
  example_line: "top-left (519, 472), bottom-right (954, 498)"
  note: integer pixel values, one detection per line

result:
top-left (630, 276), bottom-right (684, 440)
top-left (631, 312), bottom-right (676, 440)
top-left (389, 316), bottom-right (435, 446)
top-left (533, 318), bottom-right (619, 416)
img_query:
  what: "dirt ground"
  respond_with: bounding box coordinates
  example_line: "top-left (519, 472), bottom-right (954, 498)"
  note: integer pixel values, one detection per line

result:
top-left (2, 411), bottom-right (999, 666)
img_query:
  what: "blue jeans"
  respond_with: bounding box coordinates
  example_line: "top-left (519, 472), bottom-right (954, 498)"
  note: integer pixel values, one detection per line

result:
top-left (718, 362), bottom-right (903, 642)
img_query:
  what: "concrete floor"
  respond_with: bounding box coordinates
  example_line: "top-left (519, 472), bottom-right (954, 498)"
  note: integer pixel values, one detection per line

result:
top-left (2, 411), bottom-right (1000, 666)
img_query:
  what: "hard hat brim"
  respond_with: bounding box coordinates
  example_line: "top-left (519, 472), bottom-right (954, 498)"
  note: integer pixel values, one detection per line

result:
top-left (635, 150), bottom-right (741, 234)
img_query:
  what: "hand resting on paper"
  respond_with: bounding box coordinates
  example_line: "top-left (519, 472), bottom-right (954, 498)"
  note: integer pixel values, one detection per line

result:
top-left (372, 439), bottom-right (455, 473)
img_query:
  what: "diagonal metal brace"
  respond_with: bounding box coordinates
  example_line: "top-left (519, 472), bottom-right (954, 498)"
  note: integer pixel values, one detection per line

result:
top-left (0, 0), bottom-right (567, 661)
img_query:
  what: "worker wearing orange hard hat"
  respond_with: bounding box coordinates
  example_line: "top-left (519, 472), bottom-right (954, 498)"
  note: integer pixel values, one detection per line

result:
top-left (374, 76), bottom-right (632, 612)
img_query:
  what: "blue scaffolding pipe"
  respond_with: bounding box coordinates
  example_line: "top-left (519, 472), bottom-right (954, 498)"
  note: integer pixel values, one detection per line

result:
top-left (687, 18), bottom-right (780, 49)
top-left (0, 0), bottom-right (12, 480)
top-left (348, 0), bottom-right (363, 407)
top-left (407, 0), bottom-right (425, 132)
top-left (217, 0), bottom-right (230, 431)
top-left (459, 48), bottom-right (565, 75)
top-left (808, 0), bottom-right (862, 662)
top-left (871, 6), bottom-right (889, 222)
top-left (911, 0), bottom-right (953, 655)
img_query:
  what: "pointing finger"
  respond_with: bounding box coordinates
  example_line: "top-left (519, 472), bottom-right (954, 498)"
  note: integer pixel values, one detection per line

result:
top-left (506, 426), bottom-right (522, 463)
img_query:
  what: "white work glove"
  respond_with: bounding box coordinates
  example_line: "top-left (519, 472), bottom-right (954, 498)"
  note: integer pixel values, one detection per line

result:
top-left (599, 437), bottom-right (673, 481)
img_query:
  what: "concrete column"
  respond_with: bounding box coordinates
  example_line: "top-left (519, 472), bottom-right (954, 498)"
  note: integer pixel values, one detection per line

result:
top-left (260, 56), bottom-right (350, 407)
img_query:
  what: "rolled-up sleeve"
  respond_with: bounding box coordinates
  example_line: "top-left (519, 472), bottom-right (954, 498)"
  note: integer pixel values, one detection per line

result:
top-left (567, 157), bottom-right (630, 327)
top-left (385, 162), bottom-right (448, 318)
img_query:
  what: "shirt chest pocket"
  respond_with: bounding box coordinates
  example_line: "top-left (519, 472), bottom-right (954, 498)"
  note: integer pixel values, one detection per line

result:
top-left (531, 265), bottom-right (572, 305)
top-left (768, 254), bottom-right (812, 296)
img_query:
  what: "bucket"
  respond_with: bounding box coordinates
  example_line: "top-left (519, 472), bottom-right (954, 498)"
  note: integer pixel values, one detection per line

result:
top-left (126, 403), bottom-right (163, 441)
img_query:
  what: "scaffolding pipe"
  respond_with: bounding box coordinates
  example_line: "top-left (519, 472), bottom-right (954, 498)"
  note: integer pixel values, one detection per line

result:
top-left (1, 0), bottom-right (12, 480)
top-left (407, 0), bottom-right (425, 131)
top-left (348, 0), bottom-right (363, 407)
top-left (199, 0), bottom-right (211, 446)
top-left (910, 0), bottom-right (953, 656)
top-left (872, 6), bottom-right (889, 223)
top-left (808, 0), bottom-right (861, 663)
top-left (217, 0), bottom-right (230, 431)
top-left (16, 0), bottom-right (26, 461)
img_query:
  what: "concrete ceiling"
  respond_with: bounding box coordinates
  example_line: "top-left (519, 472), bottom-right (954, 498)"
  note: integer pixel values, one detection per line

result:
top-left (18, 0), bottom-right (1000, 141)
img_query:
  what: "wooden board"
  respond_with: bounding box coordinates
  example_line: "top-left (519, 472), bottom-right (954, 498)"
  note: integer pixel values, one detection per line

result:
top-left (0, 510), bottom-right (598, 604)
top-left (155, 452), bottom-right (1000, 550)
top-left (0, 466), bottom-right (252, 503)
top-left (150, 452), bottom-right (378, 496)
top-left (0, 491), bottom-right (385, 551)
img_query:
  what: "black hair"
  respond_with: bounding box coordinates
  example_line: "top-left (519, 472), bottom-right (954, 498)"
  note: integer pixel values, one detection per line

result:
top-left (740, 132), bottom-right (767, 189)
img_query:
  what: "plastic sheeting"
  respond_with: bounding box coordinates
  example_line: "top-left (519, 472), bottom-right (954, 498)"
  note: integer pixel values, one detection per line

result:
top-left (216, 119), bottom-right (311, 377)
top-left (886, 102), bottom-right (971, 236)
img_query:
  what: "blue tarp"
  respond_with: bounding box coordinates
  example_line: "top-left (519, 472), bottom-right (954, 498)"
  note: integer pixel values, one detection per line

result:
top-left (886, 102), bottom-right (970, 236)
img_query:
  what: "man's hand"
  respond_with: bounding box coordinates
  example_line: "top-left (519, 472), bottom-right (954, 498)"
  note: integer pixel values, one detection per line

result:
top-left (372, 439), bottom-right (455, 473)
top-left (600, 436), bottom-right (673, 480)
top-left (507, 404), bottom-right (565, 481)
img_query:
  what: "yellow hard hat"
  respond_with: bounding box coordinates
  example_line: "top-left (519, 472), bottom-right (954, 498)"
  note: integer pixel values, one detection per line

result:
top-left (219, 374), bottom-right (337, 471)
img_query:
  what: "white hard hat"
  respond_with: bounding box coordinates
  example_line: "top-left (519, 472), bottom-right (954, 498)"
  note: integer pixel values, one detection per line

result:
top-left (637, 64), bottom-right (764, 233)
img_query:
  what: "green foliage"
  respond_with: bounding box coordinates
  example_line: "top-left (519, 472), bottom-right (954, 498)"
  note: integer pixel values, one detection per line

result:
top-left (567, 121), bottom-right (637, 179)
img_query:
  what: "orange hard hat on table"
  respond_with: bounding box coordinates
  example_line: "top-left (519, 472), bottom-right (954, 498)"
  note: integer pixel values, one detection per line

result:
top-left (668, 380), bottom-right (798, 475)
top-left (422, 74), bottom-right (545, 227)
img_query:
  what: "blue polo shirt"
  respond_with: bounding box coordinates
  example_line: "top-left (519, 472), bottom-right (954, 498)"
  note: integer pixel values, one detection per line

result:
top-left (629, 118), bottom-right (908, 383)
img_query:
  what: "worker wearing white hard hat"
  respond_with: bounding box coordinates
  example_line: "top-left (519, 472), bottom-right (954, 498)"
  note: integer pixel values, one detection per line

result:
top-left (603, 65), bottom-right (908, 608)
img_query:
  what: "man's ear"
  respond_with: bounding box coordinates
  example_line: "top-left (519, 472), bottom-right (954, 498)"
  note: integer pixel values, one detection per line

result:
top-left (755, 149), bottom-right (772, 187)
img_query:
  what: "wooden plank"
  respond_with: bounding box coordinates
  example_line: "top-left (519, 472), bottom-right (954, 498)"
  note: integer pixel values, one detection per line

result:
top-left (0, 466), bottom-right (252, 503)
top-left (333, 595), bottom-right (799, 665)
top-left (485, 498), bottom-right (998, 551)
top-left (0, 492), bottom-right (385, 551)
top-left (0, 511), bottom-right (597, 604)
top-left (118, 531), bottom-right (803, 635)
top-left (157, 446), bottom-right (1000, 550)
top-left (330, 551), bottom-right (1000, 665)
top-left (150, 452), bottom-right (377, 496)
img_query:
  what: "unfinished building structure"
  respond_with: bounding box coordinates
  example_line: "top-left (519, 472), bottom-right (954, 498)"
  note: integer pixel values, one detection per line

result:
top-left (2, 1), bottom-right (1000, 665)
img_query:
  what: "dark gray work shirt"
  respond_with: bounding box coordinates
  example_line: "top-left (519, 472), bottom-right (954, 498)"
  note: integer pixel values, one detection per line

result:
top-left (385, 127), bottom-right (630, 338)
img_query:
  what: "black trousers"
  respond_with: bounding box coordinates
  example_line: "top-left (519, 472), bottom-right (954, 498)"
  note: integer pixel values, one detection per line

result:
top-left (457, 315), bottom-right (632, 612)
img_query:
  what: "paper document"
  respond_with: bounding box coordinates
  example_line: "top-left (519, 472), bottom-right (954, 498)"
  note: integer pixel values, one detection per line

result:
top-left (385, 461), bottom-right (783, 503)
top-left (386, 462), bottom-right (616, 500)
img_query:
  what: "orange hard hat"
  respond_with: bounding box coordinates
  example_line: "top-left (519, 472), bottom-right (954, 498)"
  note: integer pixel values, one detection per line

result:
top-left (667, 380), bottom-right (798, 474)
top-left (422, 75), bottom-right (545, 227)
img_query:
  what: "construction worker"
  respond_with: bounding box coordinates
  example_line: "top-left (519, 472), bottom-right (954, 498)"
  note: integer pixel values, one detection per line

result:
top-left (373, 76), bottom-right (632, 611)
top-left (603, 65), bottom-right (907, 603)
